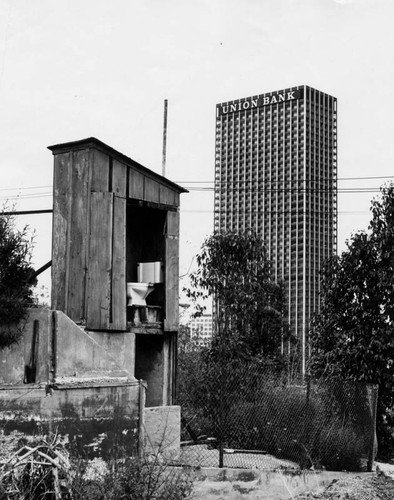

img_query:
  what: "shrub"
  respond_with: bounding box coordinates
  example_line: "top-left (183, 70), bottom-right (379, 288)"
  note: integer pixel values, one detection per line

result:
top-left (178, 363), bottom-right (372, 471)
top-left (0, 209), bottom-right (34, 348)
top-left (309, 420), bottom-right (365, 471)
top-left (0, 434), bottom-right (195, 500)
top-left (72, 457), bottom-right (194, 500)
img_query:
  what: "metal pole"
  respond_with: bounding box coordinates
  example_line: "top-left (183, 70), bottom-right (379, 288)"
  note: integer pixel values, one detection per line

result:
top-left (1, 209), bottom-right (53, 216)
top-left (162, 99), bottom-right (168, 177)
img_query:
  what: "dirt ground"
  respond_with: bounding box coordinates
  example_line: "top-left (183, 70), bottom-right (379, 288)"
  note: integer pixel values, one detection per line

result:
top-left (3, 431), bottom-right (394, 499)
top-left (296, 473), bottom-right (394, 500)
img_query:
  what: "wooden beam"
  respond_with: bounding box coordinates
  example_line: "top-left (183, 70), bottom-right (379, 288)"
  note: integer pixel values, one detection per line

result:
top-left (86, 192), bottom-right (113, 330)
top-left (110, 195), bottom-right (127, 330)
top-left (164, 210), bottom-right (180, 332)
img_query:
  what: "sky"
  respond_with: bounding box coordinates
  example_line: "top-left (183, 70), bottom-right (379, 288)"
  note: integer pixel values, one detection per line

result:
top-left (1, 0), bottom-right (394, 298)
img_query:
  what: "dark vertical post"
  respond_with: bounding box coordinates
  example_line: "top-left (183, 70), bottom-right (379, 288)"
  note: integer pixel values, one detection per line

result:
top-left (367, 384), bottom-right (379, 472)
top-left (219, 442), bottom-right (224, 468)
top-left (138, 380), bottom-right (147, 459)
top-left (301, 373), bottom-right (311, 468)
top-left (24, 320), bottom-right (39, 384)
top-left (162, 99), bottom-right (168, 177)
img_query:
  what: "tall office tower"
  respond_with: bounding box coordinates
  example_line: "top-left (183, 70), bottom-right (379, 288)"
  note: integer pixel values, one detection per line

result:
top-left (214, 85), bottom-right (337, 373)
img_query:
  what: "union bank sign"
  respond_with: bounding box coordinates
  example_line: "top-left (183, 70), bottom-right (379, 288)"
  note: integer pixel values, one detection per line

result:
top-left (217, 89), bottom-right (303, 116)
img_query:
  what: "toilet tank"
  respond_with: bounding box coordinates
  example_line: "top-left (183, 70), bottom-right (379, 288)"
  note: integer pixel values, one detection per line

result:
top-left (138, 262), bottom-right (164, 283)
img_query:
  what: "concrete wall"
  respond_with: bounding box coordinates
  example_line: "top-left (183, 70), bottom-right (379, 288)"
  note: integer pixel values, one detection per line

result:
top-left (143, 405), bottom-right (180, 460)
top-left (0, 308), bottom-right (136, 385)
top-left (0, 308), bottom-right (51, 385)
top-left (0, 308), bottom-right (181, 458)
top-left (55, 311), bottom-right (135, 379)
top-left (0, 382), bottom-right (142, 457)
top-left (0, 309), bottom-right (141, 457)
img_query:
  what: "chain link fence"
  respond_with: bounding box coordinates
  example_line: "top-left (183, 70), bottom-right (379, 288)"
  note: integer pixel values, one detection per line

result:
top-left (175, 360), bottom-right (378, 471)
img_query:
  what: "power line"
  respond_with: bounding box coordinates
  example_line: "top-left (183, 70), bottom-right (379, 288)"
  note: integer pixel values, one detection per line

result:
top-left (176, 175), bottom-right (394, 183)
top-left (0, 193), bottom-right (52, 201)
top-left (0, 185), bottom-right (52, 191)
top-left (183, 209), bottom-right (370, 215)
top-left (186, 187), bottom-right (381, 194)
top-left (0, 173), bottom-right (390, 207)
top-left (2, 188), bottom-right (378, 197)
top-left (0, 174), bottom-right (393, 193)
top-left (3, 206), bottom-right (371, 217)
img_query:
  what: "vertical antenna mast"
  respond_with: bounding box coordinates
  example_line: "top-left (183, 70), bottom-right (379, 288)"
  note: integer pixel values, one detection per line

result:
top-left (162, 99), bottom-right (168, 177)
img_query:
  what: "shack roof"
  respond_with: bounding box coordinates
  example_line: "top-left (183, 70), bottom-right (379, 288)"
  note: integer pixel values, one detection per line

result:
top-left (48, 137), bottom-right (188, 194)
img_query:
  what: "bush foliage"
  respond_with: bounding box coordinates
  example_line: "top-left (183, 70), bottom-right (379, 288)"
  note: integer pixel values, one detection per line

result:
top-left (0, 209), bottom-right (34, 348)
top-left (0, 434), bottom-right (194, 500)
top-left (177, 358), bottom-right (374, 471)
top-left (185, 230), bottom-right (291, 361)
top-left (310, 184), bottom-right (394, 460)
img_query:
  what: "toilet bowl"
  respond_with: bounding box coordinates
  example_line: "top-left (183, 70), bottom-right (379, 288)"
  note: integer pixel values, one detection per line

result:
top-left (127, 282), bottom-right (155, 307)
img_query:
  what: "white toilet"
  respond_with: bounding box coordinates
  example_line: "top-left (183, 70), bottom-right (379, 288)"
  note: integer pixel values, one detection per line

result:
top-left (127, 282), bottom-right (155, 306)
top-left (127, 261), bottom-right (163, 307)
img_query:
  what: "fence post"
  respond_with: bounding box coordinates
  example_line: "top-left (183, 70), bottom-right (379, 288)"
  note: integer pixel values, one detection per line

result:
top-left (138, 379), bottom-right (147, 458)
top-left (219, 441), bottom-right (224, 468)
top-left (367, 384), bottom-right (378, 472)
top-left (300, 373), bottom-right (311, 467)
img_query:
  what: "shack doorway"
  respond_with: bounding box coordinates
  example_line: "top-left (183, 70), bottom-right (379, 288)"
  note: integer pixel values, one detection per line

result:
top-left (135, 334), bottom-right (164, 407)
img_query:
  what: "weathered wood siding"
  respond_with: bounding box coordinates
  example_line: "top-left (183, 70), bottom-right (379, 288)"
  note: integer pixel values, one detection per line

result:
top-left (128, 169), bottom-right (144, 200)
top-left (159, 184), bottom-right (176, 206)
top-left (52, 152), bottom-right (72, 312)
top-left (90, 148), bottom-right (109, 192)
top-left (144, 177), bottom-right (160, 203)
top-left (51, 139), bottom-right (183, 333)
top-left (112, 159), bottom-right (127, 197)
top-left (111, 195), bottom-right (127, 330)
top-left (86, 192), bottom-right (113, 330)
top-left (68, 150), bottom-right (90, 321)
top-left (164, 210), bottom-right (180, 331)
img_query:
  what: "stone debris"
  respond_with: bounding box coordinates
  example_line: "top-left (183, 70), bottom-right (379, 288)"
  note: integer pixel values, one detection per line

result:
top-left (295, 474), bottom-right (394, 500)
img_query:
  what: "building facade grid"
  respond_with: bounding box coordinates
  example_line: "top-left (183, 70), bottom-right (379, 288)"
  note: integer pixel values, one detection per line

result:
top-left (214, 85), bottom-right (337, 373)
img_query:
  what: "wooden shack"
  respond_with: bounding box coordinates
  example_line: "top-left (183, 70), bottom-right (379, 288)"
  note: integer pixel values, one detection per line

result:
top-left (48, 137), bottom-right (187, 406)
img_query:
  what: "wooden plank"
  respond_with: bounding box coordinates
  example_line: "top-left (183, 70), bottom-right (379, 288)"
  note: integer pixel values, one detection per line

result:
top-left (128, 169), bottom-right (144, 200)
top-left (159, 184), bottom-right (176, 206)
top-left (90, 148), bottom-right (109, 192)
top-left (164, 211), bottom-right (179, 331)
top-left (51, 152), bottom-right (72, 312)
top-left (110, 195), bottom-right (127, 330)
top-left (144, 177), bottom-right (160, 203)
top-left (86, 192), bottom-right (113, 330)
top-left (112, 159), bottom-right (127, 197)
top-left (67, 149), bottom-right (90, 322)
top-left (166, 208), bottom-right (179, 235)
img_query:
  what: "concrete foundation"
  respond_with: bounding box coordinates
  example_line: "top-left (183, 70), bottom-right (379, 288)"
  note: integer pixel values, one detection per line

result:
top-left (0, 309), bottom-right (142, 457)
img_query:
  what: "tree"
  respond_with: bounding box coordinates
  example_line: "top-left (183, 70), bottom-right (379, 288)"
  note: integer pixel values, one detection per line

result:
top-left (185, 230), bottom-right (290, 363)
top-left (178, 232), bottom-right (293, 457)
top-left (310, 184), bottom-right (394, 459)
top-left (0, 209), bottom-right (34, 348)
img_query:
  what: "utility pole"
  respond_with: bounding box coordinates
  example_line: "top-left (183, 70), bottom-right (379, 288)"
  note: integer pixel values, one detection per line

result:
top-left (162, 99), bottom-right (168, 177)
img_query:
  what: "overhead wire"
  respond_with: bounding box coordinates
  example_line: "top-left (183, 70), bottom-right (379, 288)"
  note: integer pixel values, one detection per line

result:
top-left (0, 173), bottom-right (393, 192)
top-left (176, 174), bottom-right (394, 183)
top-left (0, 186), bottom-right (386, 199)
top-left (0, 174), bottom-right (390, 214)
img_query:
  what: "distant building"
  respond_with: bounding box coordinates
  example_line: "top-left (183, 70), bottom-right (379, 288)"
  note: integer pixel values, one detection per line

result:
top-left (190, 314), bottom-right (213, 347)
top-left (214, 86), bottom-right (337, 373)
